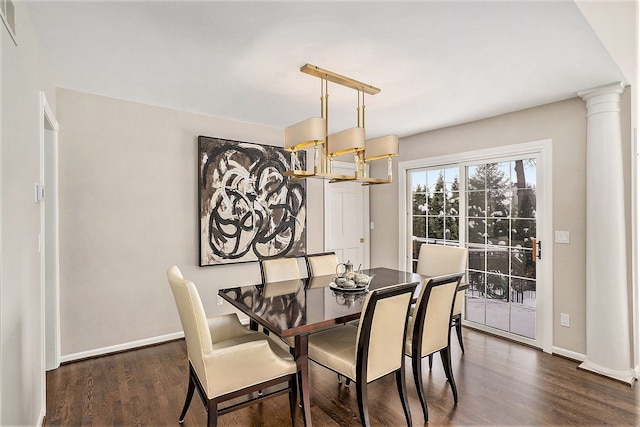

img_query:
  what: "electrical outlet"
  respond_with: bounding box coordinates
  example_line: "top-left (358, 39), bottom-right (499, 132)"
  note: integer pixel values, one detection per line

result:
top-left (217, 295), bottom-right (224, 306)
top-left (560, 313), bottom-right (570, 327)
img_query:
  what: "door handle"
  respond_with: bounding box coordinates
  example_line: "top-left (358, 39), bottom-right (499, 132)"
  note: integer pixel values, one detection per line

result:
top-left (532, 239), bottom-right (541, 260)
top-left (360, 238), bottom-right (365, 243)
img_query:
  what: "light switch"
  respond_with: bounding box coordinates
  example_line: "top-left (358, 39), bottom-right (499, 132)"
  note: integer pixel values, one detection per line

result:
top-left (555, 230), bottom-right (570, 244)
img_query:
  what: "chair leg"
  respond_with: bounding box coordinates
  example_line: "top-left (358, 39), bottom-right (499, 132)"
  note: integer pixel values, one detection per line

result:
top-left (453, 314), bottom-right (464, 353)
top-left (206, 398), bottom-right (218, 427)
top-left (179, 372), bottom-right (196, 423)
top-left (440, 347), bottom-right (458, 403)
top-left (428, 354), bottom-right (433, 369)
top-left (395, 368), bottom-right (412, 426)
top-left (412, 353), bottom-right (428, 421)
top-left (345, 378), bottom-right (351, 388)
top-left (288, 376), bottom-right (298, 426)
top-left (355, 380), bottom-right (371, 427)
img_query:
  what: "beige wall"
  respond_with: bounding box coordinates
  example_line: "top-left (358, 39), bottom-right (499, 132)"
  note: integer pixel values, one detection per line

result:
top-left (56, 88), bottom-right (324, 357)
top-left (370, 90), bottom-right (632, 355)
top-left (1, 2), bottom-right (56, 425)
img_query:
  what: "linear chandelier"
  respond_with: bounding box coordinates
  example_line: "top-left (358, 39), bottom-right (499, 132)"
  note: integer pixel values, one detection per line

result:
top-left (284, 64), bottom-right (398, 185)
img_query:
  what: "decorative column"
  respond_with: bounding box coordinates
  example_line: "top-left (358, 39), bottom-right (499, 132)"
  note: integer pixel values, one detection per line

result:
top-left (578, 82), bottom-right (634, 384)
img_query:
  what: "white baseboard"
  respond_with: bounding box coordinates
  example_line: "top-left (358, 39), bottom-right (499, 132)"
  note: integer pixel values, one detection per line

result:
top-left (552, 346), bottom-right (585, 362)
top-left (60, 331), bottom-right (184, 363)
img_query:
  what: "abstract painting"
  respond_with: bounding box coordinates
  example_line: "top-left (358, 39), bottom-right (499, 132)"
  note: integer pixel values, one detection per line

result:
top-left (199, 136), bottom-right (306, 266)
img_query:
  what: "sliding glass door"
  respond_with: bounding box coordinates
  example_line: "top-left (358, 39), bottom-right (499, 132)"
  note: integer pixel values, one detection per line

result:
top-left (407, 154), bottom-right (541, 344)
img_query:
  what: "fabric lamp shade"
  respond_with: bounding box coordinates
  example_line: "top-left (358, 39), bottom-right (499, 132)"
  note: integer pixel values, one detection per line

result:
top-left (327, 127), bottom-right (365, 157)
top-left (284, 117), bottom-right (326, 151)
top-left (364, 135), bottom-right (399, 161)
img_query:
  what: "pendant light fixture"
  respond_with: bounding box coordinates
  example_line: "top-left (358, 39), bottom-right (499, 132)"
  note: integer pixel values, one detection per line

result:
top-left (284, 64), bottom-right (398, 185)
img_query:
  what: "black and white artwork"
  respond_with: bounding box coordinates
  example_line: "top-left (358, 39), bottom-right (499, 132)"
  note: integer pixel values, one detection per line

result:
top-left (198, 136), bottom-right (306, 266)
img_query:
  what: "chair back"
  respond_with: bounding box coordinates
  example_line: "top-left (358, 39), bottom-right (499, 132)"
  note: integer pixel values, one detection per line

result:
top-left (355, 282), bottom-right (417, 383)
top-left (167, 266), bottom-right (212, 388)
top-left (260, 257), bottom-right (301, 283)
top-left (409, 273), bottom-right (463, 357)
top-left (305, 252), bottom-right (339, 276)
top-left (416, 244), bottom-right (467, 277)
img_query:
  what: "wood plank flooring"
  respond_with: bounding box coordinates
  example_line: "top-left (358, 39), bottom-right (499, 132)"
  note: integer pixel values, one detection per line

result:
top-left (46, 328), bottom-right (640, 426)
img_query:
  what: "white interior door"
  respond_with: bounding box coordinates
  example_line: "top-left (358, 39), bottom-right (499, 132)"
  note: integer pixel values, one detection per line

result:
top-left (324, 162), bottom-right (370, 270)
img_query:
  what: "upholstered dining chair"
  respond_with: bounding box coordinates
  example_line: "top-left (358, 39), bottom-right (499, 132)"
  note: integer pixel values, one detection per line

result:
top-left (406, 273), bottom-right (464, 422)
top-left (260, 257), bottom-right (302, 283)
top-left (305, 251), bottom-right (340, 277)
top-left (416, 243), bottom-right (468, 356)
top-left (167, 266), bottom-right (298, 427)
top-left (308, 282), bottom-right (418, 427)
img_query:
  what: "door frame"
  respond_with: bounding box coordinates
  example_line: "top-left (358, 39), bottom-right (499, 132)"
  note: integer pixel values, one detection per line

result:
top-left (323, 160), bottom-right (371, 269)
top-left (39, 91), bottom-right (60, 373)
top-left (398, 139), bottom-right (553, 353)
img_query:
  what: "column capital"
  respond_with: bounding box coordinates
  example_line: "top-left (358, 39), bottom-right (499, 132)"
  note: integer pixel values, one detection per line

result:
top-left (577, 81), bottom-right (625, 101)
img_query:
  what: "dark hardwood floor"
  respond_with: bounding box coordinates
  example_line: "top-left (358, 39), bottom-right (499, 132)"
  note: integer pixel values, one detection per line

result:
top-left (46, 328), bottom-right (640, 426)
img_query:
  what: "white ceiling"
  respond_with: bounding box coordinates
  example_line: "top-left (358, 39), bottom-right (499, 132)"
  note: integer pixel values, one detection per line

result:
top-left (26, 1), bottom-right (627, 139)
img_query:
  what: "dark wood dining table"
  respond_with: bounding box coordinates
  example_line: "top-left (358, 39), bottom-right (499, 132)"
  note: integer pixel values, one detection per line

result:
top-left (218, 267), bottom-right (426, 427)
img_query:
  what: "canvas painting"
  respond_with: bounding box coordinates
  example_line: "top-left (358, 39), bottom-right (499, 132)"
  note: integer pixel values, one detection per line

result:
top-left (199, 136), bottom-right (306, 266)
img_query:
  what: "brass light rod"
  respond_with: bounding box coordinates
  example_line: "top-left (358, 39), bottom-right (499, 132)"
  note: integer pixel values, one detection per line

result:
top-left (300, 64), bottom-right (381, 95)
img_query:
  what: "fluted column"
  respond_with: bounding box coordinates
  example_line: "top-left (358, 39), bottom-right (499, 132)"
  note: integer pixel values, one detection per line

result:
top-left (577, 82), bottom-right (634, 384)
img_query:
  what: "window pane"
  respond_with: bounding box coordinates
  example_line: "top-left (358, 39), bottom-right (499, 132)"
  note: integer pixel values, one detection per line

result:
top-left (445, 167), bottom-right (460, 191)
top-left (445, 216), bottom-right (459, 242)
top-left (488, 188), bottom-right (510, 218)
top-left (513, 187), bottom-right (536, 219)
top-left (486, 218), bottom-right (509, 246)
top-left (467, 218), bottom-right (486, 244)
top-left (511, 219), bottom-right (536, 249)
top-left (486, 273), bottom-right (508, 301)
top-left (486, 247), bottom-right (509, 275)
top-left (429, 192), bottom-right (444, 216)
top-left (411, 170), bottom-right (427, 192)
top-left (428, 217), bottom-right (444, 240)
top-left (486, 300), bottom-right (510, 331)
top-left (427, 169), bottom-right (442, 192)
top-left (467, 244), bottom-right (485, 271)
top-left (486, 163), bottom-right (509, 190)
top-left (467, 191), bottom-right (486, 217)
top-left (510, 248), bottom-right (536, 279)
top-left (467, 270), bottom-right (485, 297)
top-left (447, 191), bottom-right (459, 216)
top-left (512, 159), bottom-right (536, 189)
top-left (467, 165), bottom-right (486, 190)
top-left (413, 216), bottom-right (426, 238)
top-left (412, 192), bottom-right (427, 215)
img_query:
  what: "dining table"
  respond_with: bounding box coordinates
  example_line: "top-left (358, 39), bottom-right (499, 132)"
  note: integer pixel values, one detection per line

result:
top-left (218, 266), bottom-right (428, 426)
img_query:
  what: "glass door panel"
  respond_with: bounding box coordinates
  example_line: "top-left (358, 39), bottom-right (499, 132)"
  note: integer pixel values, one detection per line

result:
top-left (465, 158), bottom-right (537, 339)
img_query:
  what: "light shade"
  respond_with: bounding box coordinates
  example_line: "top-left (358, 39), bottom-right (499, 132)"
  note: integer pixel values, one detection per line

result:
top-left (364, 135), bottom-right (399, 161)
top-left (284, 117), bottom-right (326, 151)
top-left (327, 127), bottom-right (365, 157)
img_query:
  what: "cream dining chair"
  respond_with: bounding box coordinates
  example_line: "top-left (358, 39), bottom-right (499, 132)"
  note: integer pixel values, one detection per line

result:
top-left (416, 243), bottom-right (468, 357)
top-left (406, 273), bottom-right (464, 421)
top-left (260, 257), bottom-right (302, 282)
top-left (307, 282), bottom-right (417, 427)
top-left (305, 251), bottom-right (340, 277)
top-left (167, 265), bottom-right (298, 427)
